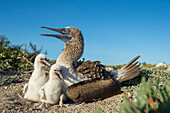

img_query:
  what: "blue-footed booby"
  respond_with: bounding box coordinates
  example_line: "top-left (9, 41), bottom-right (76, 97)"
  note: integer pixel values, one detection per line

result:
top-left (23, 54), bottom-right (50, 102)
top-left (40, 26), bottom-right (141, 102)
top-left (41, 27), bottom-right (84, 91)
top-left (39, 64), bottom-right (65, 106)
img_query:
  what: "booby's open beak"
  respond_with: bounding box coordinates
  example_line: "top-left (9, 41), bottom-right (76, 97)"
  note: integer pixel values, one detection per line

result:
top-left (40, 26), bottom-right (72, 43)
top-left (40, 59), bottom-right (51, 69)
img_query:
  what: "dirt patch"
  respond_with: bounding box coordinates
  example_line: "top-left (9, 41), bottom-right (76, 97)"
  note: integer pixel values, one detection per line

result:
top-left (0, 74), bottom-right (123, 113)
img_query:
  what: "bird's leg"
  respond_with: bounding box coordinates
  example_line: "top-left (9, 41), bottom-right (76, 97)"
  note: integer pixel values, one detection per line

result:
top-left (59, 93), bottom-right (69, 107)
top-left (38, 102), bottom-right (45, 108)
top-left (33, 102), bottom-right (43, 108)
top-left (40, 102), bottom-right (50, 109)
top-left (44, 103), bottom-right (51, 108)
top-left (33, 102), bottom-right (49, 109)
top-left (59, 94), bottom-right (65, 107)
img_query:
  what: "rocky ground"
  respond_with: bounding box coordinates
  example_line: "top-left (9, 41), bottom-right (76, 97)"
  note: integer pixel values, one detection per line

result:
top-left (0, 73), bottom-right (124, 113)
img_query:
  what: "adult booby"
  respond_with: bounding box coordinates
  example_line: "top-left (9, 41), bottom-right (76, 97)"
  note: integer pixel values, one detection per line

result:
top-left (41, 26), bottom-right (84, 92)
top-left (41, 26), bottom-right (141, 102)
top-left (39, 64), bottom-right (64, 106)
top-left (23, 54), bottom-right (50, 102)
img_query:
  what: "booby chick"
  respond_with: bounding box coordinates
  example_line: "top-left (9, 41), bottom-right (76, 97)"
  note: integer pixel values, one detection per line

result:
top-left (39, 64), bottom-right (64, 106)
top-left (23, 54), bottom-right (50, 102)
top-left (40, 26), bottom-right (141, 93)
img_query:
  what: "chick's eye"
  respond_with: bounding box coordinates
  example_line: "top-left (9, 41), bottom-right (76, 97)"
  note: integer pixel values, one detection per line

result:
top-left (40, 58), bottom-right (43, 60)
top-left (54, 70), bottom-right (57, 71)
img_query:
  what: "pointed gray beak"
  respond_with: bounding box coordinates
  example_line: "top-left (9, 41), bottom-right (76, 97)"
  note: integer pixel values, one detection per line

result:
top-left (40, 26), bottom-right (72, 43)
top-left (41, 26), bottom-right (67, 34)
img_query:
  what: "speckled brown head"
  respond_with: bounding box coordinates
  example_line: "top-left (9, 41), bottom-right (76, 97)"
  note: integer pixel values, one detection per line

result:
top-left (67, 27), bottom-right (82, 39)
top-left (40, 26), bottom-right (84, 67)
top-left (40, 26), bottom-right (83, 43)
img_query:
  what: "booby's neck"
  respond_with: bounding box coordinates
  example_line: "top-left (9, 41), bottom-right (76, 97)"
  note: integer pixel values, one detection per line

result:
top-left (56, 30), bottom-right (84, 68)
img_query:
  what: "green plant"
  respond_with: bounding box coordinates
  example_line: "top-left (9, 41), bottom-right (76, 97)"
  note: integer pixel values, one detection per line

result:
top-left (115, 77), bottom-right (170, 113)
top-left (0, 35), bottom-right (44, 72)
top-left (94, 106), bottom-right (102, 113)
top-left (114, 64), bottom-right (125, 69)
top-left (142, 64), bottom-right (156, 69)
top-left (0, 76), bottom-right (16, 86)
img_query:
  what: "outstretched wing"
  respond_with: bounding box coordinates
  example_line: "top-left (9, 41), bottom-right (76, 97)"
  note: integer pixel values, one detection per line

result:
top-left (67, 55), bottom-right (141, 103)
top-left (76, 55), bottom-right (141, 82)
top-left (67, 78), bottom-right (121, 103)
top-left (112, 55), bottom-right (141, 83)
top-left (76, 60), bottom-right (111, 80)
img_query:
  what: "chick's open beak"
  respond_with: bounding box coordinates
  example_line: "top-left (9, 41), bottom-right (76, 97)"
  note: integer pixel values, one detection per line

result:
top-left (40, 26), bottom-right (72, 43)
top-left (55, 72), bottom-right (63, 80)
top-left (41, 59), bottom-right (51, 69)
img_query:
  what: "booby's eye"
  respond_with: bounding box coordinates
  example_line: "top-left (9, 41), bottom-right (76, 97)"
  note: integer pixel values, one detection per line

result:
top-left (40, 58), bottom-right (43, 60)
top-left (66, 28), bottom-right (71, 33)
top-left (54, 69), bottom-right (57, 72)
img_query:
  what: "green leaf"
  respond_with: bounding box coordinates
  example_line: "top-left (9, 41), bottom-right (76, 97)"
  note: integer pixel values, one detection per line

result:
top-left (95, 106), bottom-right (102, 113)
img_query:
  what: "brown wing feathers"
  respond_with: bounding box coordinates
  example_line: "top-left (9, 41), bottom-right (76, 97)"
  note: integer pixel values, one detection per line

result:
top-left (66, 78), bottom-right (121, 103)
top-left (67, 55), bottom-right (141, 103)
top-left (121, 55), bottom-right (141, 70)
top-left (118, 55), bottom-right (141, 83)
top-left (76, 60), bottom-right (109, 80)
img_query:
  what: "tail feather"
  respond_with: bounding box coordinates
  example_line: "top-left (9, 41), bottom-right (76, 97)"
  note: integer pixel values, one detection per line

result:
top-left (121, 55), bottom-right (141, 70)
top-left (124, 63), bottom-right (141, 73)
top-left (113, 55), bottom-right (141, 83)
top-left (120, 68), bottom-right (140, 82)
top-left (123, 61), bottom-right (139, 71)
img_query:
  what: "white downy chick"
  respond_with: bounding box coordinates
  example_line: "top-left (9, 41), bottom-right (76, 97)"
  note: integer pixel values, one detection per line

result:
top-left (39, 64), bottom-right (65, 106)
top-left (23, 54), bottom-right (50, 102)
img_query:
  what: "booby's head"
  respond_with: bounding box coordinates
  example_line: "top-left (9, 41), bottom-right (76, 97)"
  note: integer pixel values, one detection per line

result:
top-left (49, 64), bottom-right (63, 80)
top-left (40, 26), bottom-right (83, 44)
top-left (34, 54), bottom-right (50, 69)
top-left (40, 26), bottom-right (84, 67)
